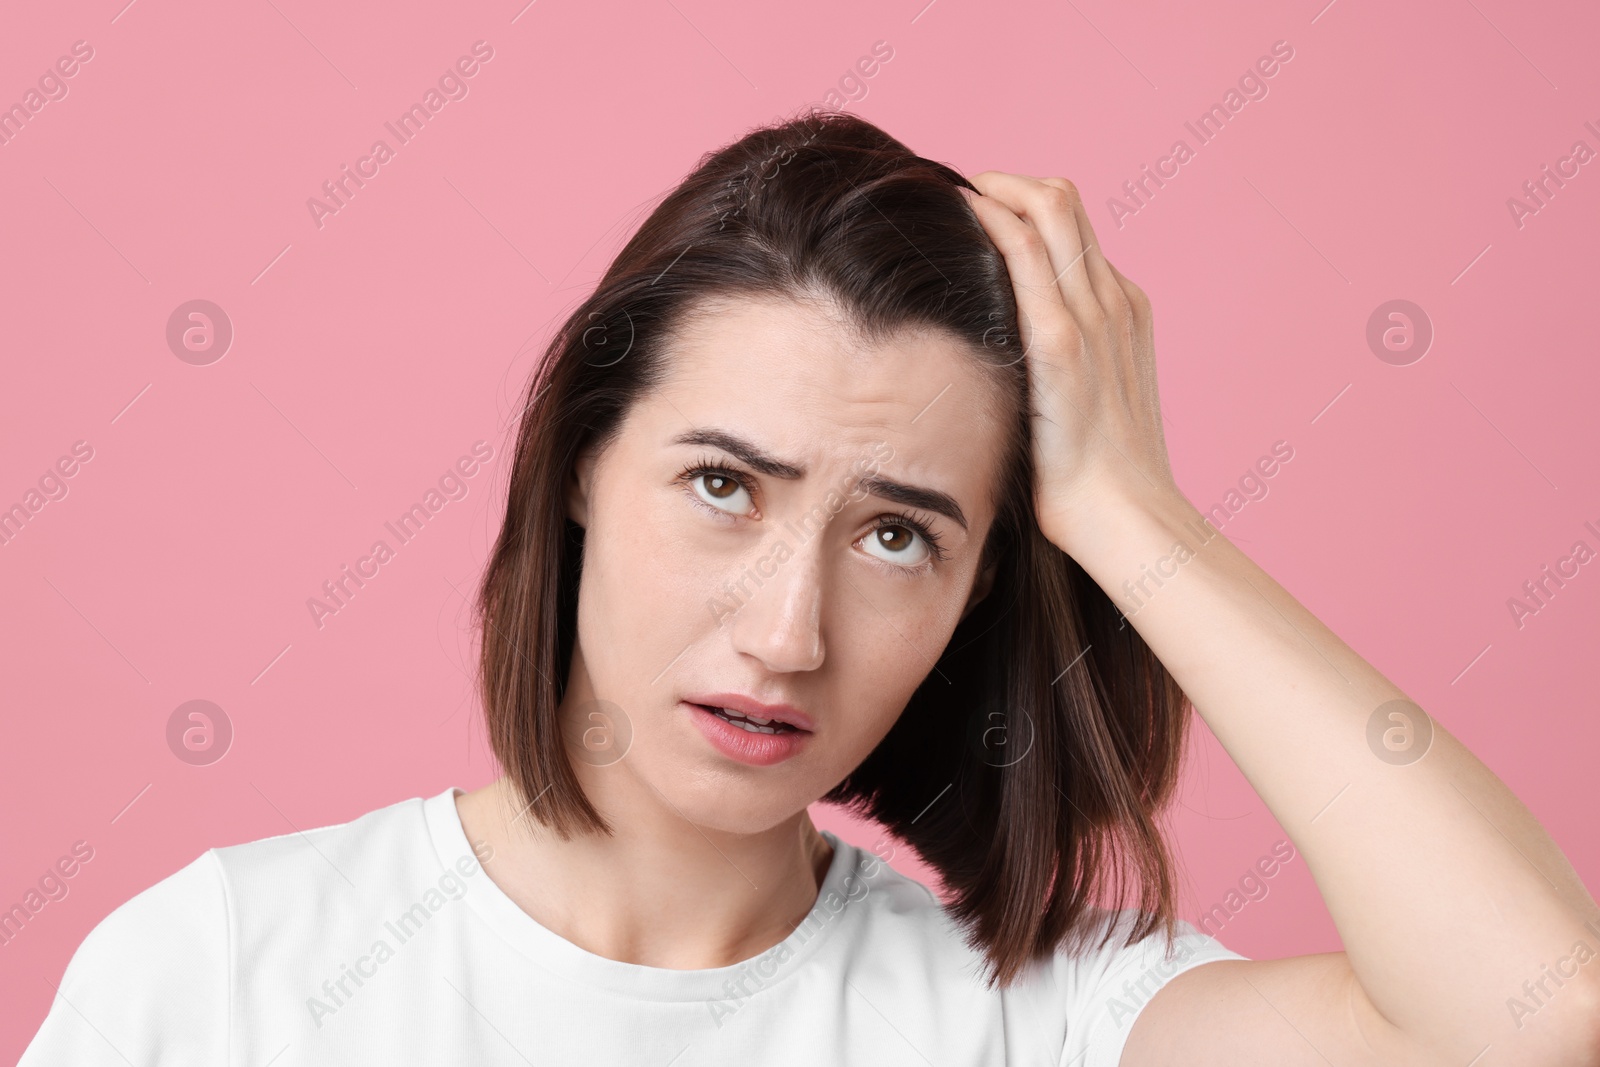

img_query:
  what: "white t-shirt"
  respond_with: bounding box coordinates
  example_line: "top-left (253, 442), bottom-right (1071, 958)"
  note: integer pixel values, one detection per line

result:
top-left (21, 787), bottom-right (1244, 1066)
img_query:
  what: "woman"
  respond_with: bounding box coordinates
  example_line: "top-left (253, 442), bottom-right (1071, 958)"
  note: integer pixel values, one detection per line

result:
top-left (22, 112), bottom-right (1600, 1066)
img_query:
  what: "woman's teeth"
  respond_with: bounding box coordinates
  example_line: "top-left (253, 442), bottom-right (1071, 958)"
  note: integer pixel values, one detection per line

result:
top-left (706, 705), bottom-right (793, 734)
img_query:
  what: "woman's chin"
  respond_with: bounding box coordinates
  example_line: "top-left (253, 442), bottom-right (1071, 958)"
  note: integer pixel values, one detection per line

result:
top-left (655, 776), bottom-right (813, 838)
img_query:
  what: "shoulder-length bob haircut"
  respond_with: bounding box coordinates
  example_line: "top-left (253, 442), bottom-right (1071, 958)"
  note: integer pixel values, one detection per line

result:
top-left (475, 110), bottom-right (1193, 988)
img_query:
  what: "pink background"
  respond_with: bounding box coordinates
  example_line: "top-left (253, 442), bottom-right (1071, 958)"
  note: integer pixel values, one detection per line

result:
top-left (3, 0), bottom-right (1598, 1057)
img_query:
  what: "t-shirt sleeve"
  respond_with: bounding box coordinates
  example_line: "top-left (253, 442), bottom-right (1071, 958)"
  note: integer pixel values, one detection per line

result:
top-left (18, 850), bottom-right (230, 1066)
top-left (1059, 907), bottom-right (1246, 1067)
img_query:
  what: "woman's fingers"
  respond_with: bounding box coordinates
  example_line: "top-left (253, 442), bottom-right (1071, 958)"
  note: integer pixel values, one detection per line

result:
top-left (960, 168), bottom-right (1175, 541)
top-left (958, 184), bottom-right (1074, 368)
top-left (1035, 176), bottom-right (1129, 318)
top-left (969, 171), bottom-right (1123, 324)
top-left (1102, 255), bottom-right (1151, 325)
top-left (969, 171), bottom-right (1098, 314)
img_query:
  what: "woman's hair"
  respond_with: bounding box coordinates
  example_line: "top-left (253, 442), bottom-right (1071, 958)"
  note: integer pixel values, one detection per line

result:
top-left (474, 109), bottom-right (1192, 988)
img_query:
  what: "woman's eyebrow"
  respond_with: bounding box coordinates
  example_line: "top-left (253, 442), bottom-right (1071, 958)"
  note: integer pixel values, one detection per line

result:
top-left (669, 428), bottom-right (968, 531)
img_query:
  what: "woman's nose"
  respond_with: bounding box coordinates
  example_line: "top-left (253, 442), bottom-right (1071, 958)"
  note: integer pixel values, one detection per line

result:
top-left (725, 546), bottom-right (826, 673)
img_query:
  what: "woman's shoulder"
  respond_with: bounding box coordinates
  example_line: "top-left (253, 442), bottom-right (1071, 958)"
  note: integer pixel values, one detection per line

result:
top-left (843, 838), bottom-right (1243, 982)
top-left (19, 789), bottom-right (445, 1065)
top-left (837, 841), bottom-right (1246, 1061)
top-left (19, 845), bottom-right (231, 1065)
top-left (210, 788), bottom-right (441, 898)
top-left (1041, 907), bottom-right (1248, 1065)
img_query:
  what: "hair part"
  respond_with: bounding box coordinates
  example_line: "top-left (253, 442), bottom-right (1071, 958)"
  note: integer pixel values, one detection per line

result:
top-left (474, 108), bottom-right (1192, 988)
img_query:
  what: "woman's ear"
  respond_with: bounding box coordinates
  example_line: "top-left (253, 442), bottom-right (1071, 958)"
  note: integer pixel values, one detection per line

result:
top-left (566, 444), bottom-right (599, 529)
top-left (959, 558), bottom-right (997, 622)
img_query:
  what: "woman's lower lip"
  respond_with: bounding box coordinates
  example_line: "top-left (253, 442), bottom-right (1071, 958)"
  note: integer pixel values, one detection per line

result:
top-left (683, 702), bottom-right (811, 766)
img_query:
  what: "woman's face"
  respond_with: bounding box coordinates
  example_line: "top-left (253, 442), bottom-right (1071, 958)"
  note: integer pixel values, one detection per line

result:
top-left (563, 293), bottom-right (1013, 835)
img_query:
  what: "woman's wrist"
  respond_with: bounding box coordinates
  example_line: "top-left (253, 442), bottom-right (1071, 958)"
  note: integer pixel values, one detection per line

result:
top-left (1042, 477), bottom-right (1206, 569)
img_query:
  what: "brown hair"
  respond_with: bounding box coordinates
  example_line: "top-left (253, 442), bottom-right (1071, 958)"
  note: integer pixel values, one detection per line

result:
top-left (474, 109), bottom-right (1192, 988)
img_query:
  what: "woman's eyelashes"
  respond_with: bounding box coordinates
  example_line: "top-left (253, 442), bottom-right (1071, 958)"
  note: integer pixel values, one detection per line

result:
top-left (684, 463), bottom-right (756, 516)
top-left (672, 459), bottom-right (949, 571)
top-left (860, 517), bottom-right (941, 572)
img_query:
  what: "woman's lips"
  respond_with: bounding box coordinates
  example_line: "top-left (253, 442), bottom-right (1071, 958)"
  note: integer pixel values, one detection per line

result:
top-left (683, 701), bottom-right (811, 766)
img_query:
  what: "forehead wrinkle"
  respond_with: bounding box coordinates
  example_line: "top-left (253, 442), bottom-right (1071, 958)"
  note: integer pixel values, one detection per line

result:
top-left (652, 294), bottom-right (1016, 527)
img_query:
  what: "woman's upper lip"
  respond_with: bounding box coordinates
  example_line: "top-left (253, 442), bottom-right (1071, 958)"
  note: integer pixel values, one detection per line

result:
top-left (684, 692), bottom-right (816, 732)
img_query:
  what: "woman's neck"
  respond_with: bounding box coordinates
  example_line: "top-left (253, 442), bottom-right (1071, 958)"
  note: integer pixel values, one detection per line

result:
top-left (455, 775), bottom-right (835, 970)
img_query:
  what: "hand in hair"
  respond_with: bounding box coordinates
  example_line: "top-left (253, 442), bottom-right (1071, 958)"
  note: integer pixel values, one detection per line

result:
top-left (960, 172), bottom-right (1178, 556)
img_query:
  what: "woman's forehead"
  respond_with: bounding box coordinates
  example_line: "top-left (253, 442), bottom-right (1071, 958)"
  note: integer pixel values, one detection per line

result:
top-left (657, 293), bottom-right (1009, 435)
top-left (631, 297), bottom-right (1014, 517)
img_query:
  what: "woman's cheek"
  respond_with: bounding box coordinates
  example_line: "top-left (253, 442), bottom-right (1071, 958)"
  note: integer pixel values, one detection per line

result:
top-left (641, 499), bottom-right (709, 574)
top-left (880, 574), bottom-right (966, 642)
top-left (829, 700), bottom-right (910, 773)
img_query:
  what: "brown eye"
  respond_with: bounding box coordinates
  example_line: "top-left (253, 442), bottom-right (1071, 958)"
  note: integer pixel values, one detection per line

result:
top-left (861, 523), bottom-right (930, 567)
top-left (690, 470), bottom-right (753, 515)
top-left (875, 527), bottom-right (914, 552)
top-left (703, 474), bottom-right (739, 500)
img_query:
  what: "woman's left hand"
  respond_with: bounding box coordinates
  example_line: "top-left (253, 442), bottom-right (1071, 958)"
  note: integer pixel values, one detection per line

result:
top-left (961, 172), bottom-right (1183, 555)
top-left (965, 176), bottom-right (1600, 1067)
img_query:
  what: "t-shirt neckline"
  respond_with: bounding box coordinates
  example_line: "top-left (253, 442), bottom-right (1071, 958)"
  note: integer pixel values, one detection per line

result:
top-left (422, 786), bottom-right (864, 1002)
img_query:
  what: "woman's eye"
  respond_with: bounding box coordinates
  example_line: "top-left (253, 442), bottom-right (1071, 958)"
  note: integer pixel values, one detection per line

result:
top-left (690, 472), bottom-right (753, 515)
top-left (859, 524), bottom-right (931, 568)
top-left (684, 468), bottom-right (936, 570)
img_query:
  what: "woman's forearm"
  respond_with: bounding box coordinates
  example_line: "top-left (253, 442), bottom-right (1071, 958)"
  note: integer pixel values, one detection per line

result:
top-left (956, 167), bottom-right (1598, 1057)
top-left (1057, 481), bottom-right (1600, 1052)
